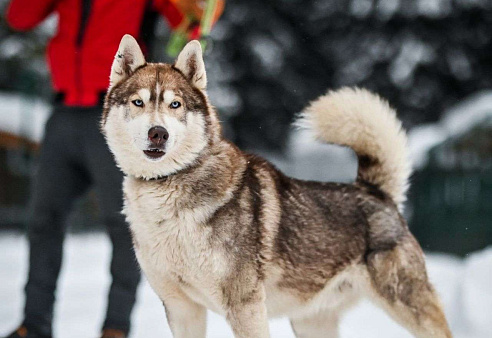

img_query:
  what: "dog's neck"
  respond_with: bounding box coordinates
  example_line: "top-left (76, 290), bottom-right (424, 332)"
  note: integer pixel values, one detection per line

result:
top-left (132, 140), bottom-right (243, 188)
top-left (132, 160), bottom-right (199, 183)
top-left (127, 140), bottom-right (246, 215)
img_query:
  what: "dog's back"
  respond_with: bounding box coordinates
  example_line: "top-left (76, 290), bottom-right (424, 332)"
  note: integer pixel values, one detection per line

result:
top-left (232, 154), bottom-right (405, 317)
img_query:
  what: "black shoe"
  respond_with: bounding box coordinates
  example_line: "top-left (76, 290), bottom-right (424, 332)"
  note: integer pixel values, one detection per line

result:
top-left (3, 326), bottom-right (51, 338)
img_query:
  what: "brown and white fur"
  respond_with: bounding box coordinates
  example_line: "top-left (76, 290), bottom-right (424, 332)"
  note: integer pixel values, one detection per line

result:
top-left (101, 35), bottom-right (452, 338)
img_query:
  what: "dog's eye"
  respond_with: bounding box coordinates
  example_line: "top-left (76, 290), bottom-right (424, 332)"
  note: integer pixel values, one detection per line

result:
top-left (170, 101), bottom-right (181, 109)
top-left (132, 99), bottom-right (144, 107)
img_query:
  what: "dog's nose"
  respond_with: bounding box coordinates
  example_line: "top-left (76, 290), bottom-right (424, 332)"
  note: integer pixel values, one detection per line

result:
top-left (148, 126), bottom-right (169, 146)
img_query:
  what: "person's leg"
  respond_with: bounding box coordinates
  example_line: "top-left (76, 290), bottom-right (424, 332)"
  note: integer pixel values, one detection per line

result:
top-left (23, 109), bottom-right (90, 337)
top-left (82, 109), bottom-right (141, 335)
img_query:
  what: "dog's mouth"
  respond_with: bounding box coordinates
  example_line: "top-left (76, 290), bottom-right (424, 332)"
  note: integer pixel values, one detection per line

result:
top-left (143, 148), bottom-right (165, 159)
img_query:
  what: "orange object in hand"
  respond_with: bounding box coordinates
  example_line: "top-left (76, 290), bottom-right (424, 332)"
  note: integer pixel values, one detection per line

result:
top-left (169, 0), bottom-right (224, 25)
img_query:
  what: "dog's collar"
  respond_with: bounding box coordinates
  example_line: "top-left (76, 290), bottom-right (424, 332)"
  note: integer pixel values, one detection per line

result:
top-left (133, 173), bottom-right (172, 182)
top-left (147, 175), bottom-right (169, 181)
top-left (131, 161), bottom-right (199, 182)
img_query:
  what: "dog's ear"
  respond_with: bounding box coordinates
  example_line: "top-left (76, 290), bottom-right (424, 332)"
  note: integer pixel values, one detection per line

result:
top-left (109, 34), bottom-right (146, 87)
top-left (174, 40), bottom-right (207, 90)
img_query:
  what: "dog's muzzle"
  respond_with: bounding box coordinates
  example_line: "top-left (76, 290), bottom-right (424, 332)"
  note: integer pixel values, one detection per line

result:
top-left (144, 126), bottom-right (168, 159)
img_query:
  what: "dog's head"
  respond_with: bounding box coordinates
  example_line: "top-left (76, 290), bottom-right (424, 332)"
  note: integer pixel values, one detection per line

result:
top-left (102, 35), bottom-right (220, 179)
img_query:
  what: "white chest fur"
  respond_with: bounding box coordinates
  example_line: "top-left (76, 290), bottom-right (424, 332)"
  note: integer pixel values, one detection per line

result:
top-left (123, 177), bottom-right (228, 313)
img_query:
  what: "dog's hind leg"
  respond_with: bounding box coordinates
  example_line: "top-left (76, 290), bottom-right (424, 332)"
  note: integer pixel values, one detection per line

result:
top-left (290, 311), bottom-right (340, 338)
top-left (366, 233), bottom-right (452, 338)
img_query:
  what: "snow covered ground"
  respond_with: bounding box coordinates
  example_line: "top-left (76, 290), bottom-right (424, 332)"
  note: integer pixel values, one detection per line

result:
top-left (0, 92), bottom-right (50, 143)
top-left (407, 90), bottom-right (492, 169)
top-left (0, 233), bottom-right (491, 338)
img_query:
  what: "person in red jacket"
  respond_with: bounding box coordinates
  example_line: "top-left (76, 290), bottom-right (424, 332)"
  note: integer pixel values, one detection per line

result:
top-left (3, 1), bottom-right (186, 338)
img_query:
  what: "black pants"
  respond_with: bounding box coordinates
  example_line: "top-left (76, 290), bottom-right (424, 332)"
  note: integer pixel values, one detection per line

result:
top-left (23, 106), bottom-right (141, 336)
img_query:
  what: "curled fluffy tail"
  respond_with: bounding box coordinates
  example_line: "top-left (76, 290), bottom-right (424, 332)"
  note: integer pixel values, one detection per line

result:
top-left (298, 87), bottom-right (411, 209)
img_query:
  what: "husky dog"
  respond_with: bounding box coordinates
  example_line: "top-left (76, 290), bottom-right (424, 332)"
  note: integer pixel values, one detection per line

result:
top-left (101, 35), bottom-right (452, 338)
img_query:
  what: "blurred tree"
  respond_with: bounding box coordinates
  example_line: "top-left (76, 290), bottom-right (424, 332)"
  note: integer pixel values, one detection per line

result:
top-left (206, 0), bottom-right (492, 151)
top-left (0, 0), bottom-right (54, 98)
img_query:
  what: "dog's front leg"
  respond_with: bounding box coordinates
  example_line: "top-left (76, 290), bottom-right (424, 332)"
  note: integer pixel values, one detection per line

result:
top-left (162, 289), bottom-right (206, 338)
top-left (225, 286), bottom-right (270, 338)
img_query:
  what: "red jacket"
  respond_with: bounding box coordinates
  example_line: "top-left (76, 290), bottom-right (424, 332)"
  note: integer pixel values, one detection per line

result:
top-left (7, 0), bottom-right (184, 106)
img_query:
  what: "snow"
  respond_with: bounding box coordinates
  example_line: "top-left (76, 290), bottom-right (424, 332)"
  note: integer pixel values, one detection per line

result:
top-left (389, 38), bottom-right (435, 88)
top-left (1, 232), bottom-right (491, 338)
top-left (408, 90), bottom-right (492, 169)
top-left (0, 92), bottom-right (51, 143)
top-left (0, 37), bottom-right (24, 59)
top-left (376, 0), bottom-right (400, 19)
top-left (417, 0), bottom-right (452, 18)
top-left (461, 248), bottom-right (492, 337)
top-left (248, 35), bottom-right (283, 76)
top-left (442, 90), bottom-right (492, 137)
top-left (350, 0), bottom-right (373, 19)
top-left (407, 124), bottom-right (447, 169)
top-left (287, 127), bottom-right (357, 183)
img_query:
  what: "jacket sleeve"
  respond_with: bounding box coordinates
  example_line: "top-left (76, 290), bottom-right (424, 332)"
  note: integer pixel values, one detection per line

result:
top-left (6, 0), bottom-right (57, 31)
top-left (153, 0), bottom-right (185, 29)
